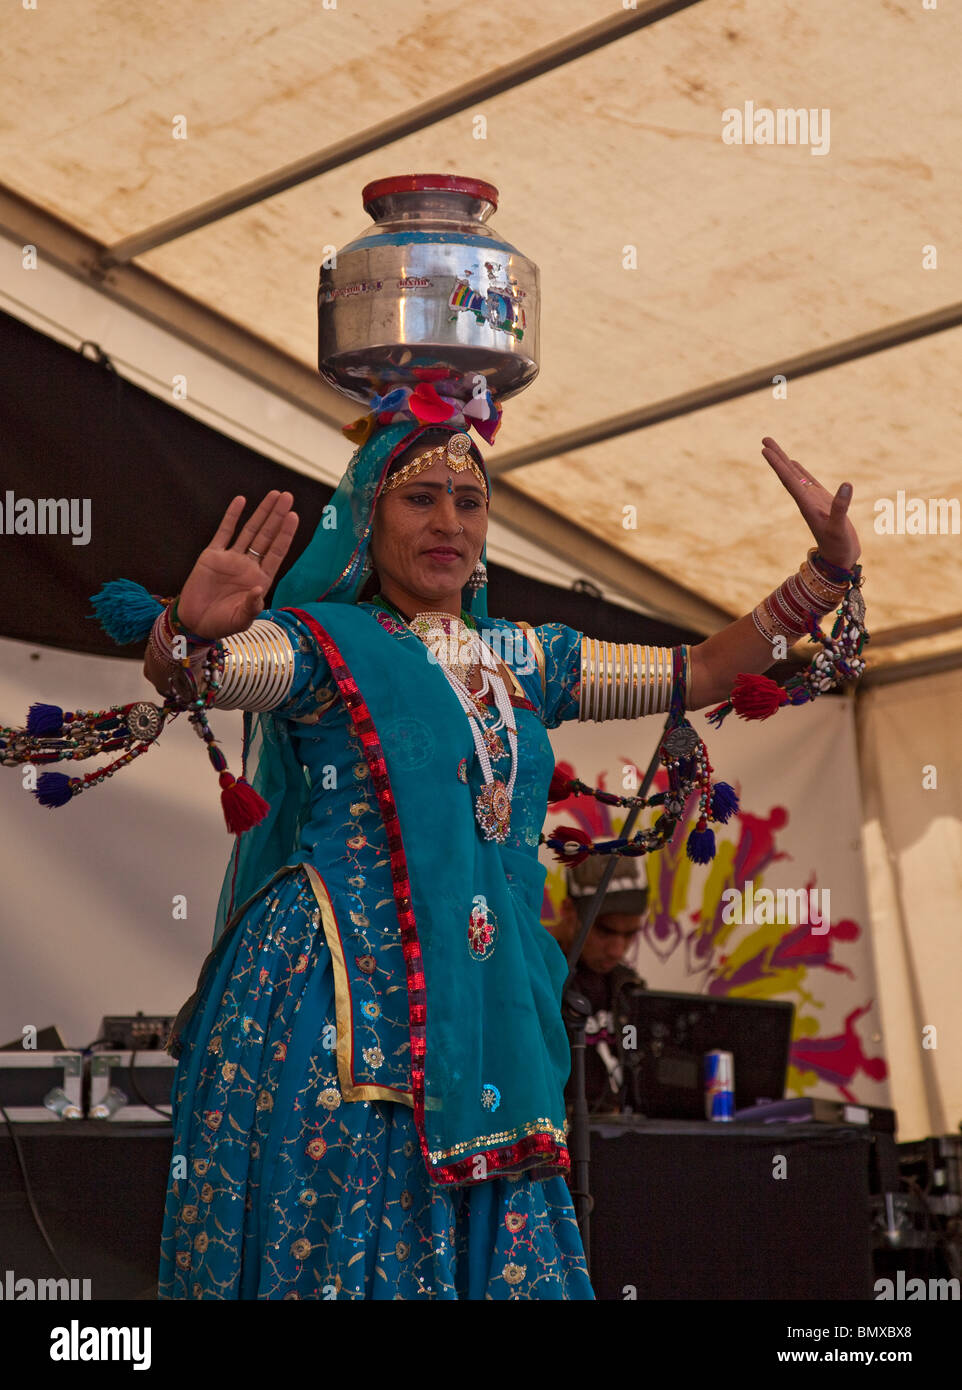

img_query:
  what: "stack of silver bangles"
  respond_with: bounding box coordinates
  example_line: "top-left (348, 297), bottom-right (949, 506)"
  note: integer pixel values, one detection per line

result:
top-left (149, 610), bottom-right (296, 713)
top-left (578, 639), bottom-right (683, 721)
top-left (211, 620), bottom-right (296, 712)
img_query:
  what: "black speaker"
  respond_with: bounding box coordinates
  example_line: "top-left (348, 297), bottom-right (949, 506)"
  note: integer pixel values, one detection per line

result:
top-left (0, 1122), bottom-right (171, 1299)
top-left (588, 1118), bottom-right (874, 1299)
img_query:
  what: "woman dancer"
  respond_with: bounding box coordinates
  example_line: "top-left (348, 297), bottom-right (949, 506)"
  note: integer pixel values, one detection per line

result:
top-left (137, 409), bottom-right (860, 1300)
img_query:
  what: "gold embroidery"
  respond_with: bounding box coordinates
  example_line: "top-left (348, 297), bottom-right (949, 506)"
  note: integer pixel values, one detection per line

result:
top-left (427, 1116), bottom-right (567, 1164)
top-left (290, 682), bottom-right (338, 723)
top-left (513, 621), bottom-right (546, 698)
top-left (303, 864), bottom-right (414, 1108)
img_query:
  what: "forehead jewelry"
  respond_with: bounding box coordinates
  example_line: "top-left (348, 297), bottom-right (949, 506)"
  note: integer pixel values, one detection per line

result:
top-left (382, 430), bottom-right (488, 499)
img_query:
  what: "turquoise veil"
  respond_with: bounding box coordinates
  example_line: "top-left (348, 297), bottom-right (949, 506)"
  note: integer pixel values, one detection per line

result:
top-left (207, 414), bottom-right (572, 1185)
top-left (212, 418), bottom-right (491, 943)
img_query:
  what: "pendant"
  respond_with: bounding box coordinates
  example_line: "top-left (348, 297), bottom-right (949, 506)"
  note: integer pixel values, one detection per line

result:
top-left (475, 779), bottom-right (511, 842)
top-left (662, 724), bottom-right (699, 759)
top-left (482, 727), bottom-right (506, 760)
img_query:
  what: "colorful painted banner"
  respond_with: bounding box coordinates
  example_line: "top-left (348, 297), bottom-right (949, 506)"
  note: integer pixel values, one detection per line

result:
top-left (542, 696), bottom-right (890, 1108)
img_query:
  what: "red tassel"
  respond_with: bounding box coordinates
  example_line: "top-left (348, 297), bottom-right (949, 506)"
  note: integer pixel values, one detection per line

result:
top-left (218, 771), bottom-right (270, 834)
top-left (550, 824), bottom-right (594, 866)
top-left (547, 765), bottom-right (575, 804)
top-left (730, 672), bottom-right (789, 721)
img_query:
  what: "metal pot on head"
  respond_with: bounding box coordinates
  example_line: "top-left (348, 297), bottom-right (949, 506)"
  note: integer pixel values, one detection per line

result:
top-left (318, 173), bottom-right (539, 407)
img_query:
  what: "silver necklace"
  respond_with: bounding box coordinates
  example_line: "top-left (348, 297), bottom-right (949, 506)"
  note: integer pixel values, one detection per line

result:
top-left (406, 610), bottom-right (518, 843)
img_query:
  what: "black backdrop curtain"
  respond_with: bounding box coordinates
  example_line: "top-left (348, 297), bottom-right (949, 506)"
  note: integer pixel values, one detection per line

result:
top-left (0, 307), bottom-right (697, 658)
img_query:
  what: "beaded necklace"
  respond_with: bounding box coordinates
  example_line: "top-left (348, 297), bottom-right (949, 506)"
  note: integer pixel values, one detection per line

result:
top-left (371, 593), bottom-right (517, 843)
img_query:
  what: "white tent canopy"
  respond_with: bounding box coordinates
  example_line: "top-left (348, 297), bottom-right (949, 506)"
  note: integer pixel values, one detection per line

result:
top-left (1, 0), bottom-right (959, 660)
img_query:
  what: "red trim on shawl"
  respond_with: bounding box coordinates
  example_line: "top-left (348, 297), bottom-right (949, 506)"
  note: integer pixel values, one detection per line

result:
top-left (223, 710), bottom-right (252, 922)
top-left (283, 607), bottom-right (569, 1186)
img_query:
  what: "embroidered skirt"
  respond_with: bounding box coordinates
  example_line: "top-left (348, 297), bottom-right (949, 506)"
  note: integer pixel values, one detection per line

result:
top-left (158, 867), bottom-right (594, 1300)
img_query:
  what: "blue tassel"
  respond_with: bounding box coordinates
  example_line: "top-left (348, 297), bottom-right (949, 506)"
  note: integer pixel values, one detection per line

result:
top-left (35, 771), bottom-right (76, 808)
top-left (705, 704), bottom-right (733, 730)
top-left (27, 702), bottom-right (64, 735)
top-left (710, 781), bottom-right (739, 824)
top-left (88, 579), bottom-right (164, 644)
top-left (686, 824), bottom-right (716, 864)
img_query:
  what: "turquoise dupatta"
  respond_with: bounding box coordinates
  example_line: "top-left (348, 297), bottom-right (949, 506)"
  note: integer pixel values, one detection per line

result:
top-left (213, 420), bottom-right (492, 950)
top-left (285, 600), bottom-right (571, 1187)
top-left (203, 417), bottom-right (570, 1185)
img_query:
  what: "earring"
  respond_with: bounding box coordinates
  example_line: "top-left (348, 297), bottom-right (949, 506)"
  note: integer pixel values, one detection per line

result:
top-left (466, 561), bottom-right (487, 593)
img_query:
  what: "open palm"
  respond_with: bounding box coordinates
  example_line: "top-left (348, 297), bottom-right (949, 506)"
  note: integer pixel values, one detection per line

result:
top-left (761, 436), bottom-right (860, 571)
top-left (177, 491), bottom-right (299, 640)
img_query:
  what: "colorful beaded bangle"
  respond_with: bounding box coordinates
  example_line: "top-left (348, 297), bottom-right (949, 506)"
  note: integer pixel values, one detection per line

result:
top-left (169, 596), bottom-right (215, 647)
top-left (807, 548), bottom-right (853, 587)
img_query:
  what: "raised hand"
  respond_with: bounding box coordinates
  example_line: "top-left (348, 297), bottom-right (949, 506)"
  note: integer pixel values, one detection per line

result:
top-left (761, 437), bottom-right (860, 571)
top-left (176, 491), bottom-right (299, 640)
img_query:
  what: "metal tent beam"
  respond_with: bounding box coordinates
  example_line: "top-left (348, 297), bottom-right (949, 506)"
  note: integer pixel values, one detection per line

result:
top-left (9, 186), bottom-right (961, 642)
top-left (0, 184), bottom-right (728, 634)
top-left (98, 0), bottom-right (706, 267)
top-left (0, 186), bottom-right (349, 427)
top-left (488, 480), bottom-right (733, 633)
top-left (486, 302), bottom-right (962, 476)
top-left (860, 646), bottom-right (962, 688)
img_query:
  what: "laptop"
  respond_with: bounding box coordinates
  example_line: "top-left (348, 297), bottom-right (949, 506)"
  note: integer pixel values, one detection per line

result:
top-left (619, 988), bottom-right (794, 1119)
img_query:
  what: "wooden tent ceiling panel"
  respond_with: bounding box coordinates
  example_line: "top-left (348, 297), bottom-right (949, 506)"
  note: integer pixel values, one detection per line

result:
top-left (511, 329), bottom-right (962, 634)
top-left (0, 0), bottom-right (957, 651)
top-left (126, 0), bottom-right (959, 453)
top-left (0, 0), bottom-right (614, 240)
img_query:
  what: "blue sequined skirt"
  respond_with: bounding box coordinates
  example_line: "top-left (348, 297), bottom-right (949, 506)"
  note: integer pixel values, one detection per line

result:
top-left (158, 867), bottom-right (594, 1299)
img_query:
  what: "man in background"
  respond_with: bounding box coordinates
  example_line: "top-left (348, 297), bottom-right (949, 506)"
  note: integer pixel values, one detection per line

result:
top-left (548, 851), bottom-right (648, 1115)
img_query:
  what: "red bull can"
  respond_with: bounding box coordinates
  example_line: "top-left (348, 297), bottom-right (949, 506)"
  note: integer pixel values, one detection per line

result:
top-left (704, 1049), bottom-right (734, 1121)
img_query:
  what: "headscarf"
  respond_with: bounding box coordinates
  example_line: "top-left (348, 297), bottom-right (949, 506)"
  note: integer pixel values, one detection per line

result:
top-left (213, 416), bottom-right (493, 942)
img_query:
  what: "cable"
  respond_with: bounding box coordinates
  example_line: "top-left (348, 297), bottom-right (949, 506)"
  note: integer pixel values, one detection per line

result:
top-left (125, 1047), bottom-right (173, 1121)
top-left (86, 1038), bottom-right (172, 1120)
top-left (0, 1102), bottom-right (75, 1279)
top-left (0, 1060), bottom-right (168, 1294)
top-left (903, 1173), bottom-right (960, 1280)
